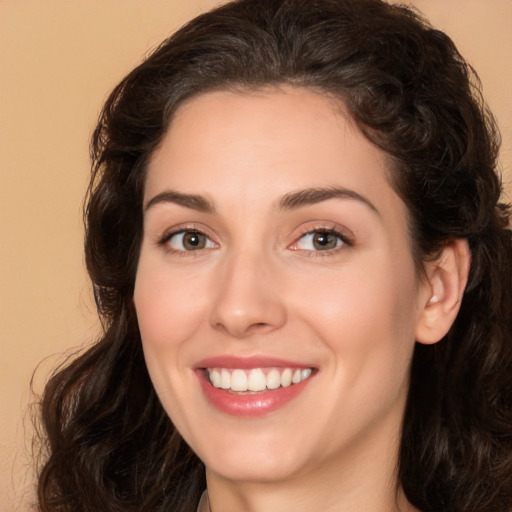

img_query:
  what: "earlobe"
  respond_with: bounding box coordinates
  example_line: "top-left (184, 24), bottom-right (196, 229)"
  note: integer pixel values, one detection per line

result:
top-left (415, 239), bottom-right (471, 345)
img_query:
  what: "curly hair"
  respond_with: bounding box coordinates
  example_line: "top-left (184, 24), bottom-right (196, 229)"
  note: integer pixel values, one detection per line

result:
top-left (36, 1), bottom-right (512, 511)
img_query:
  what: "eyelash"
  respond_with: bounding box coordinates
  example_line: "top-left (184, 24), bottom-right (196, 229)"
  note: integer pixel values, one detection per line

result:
top-left (157, 225), bottom-right (352, 256)
top-left (289, 226), bottom-right (353, 256)
top-left (157, 224), bottom-right (218, 255)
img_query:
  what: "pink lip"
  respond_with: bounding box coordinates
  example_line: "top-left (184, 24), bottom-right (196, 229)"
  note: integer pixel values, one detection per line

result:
top-left (194, 355), bottom-right (309, 370)
top-left (194, 356), bottom-right (315, 417)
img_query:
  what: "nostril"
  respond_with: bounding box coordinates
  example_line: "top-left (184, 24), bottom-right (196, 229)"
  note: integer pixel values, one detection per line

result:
top-left (251, 322), bottom-right (272, 330)
top-left (209, 278), bottom-right (288, 337)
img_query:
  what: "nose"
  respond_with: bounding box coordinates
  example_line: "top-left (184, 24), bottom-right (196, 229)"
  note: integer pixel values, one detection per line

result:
top-left (209, 250), bottom-right (287, 339)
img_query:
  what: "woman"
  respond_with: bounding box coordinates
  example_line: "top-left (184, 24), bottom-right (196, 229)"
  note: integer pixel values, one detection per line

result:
top-left (36, 0), bottom-right (512, 511)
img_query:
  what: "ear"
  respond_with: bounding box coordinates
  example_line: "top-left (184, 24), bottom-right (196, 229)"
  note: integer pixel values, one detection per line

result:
top-left (415, 239), bottom-right (471, 345)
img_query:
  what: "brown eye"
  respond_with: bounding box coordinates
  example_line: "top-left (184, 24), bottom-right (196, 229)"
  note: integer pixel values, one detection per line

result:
top-left (312, 232), bottom-right (339, 250)
top-left (168, 231), bottom-right (214, 251)
top-left (293, 230), bottom-right (346, 252)
top-left (182, 232), bottom-right (206, 250)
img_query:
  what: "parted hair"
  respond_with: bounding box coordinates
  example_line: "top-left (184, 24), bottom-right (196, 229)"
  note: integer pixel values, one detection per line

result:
top-left (36, 1), bottom-right (512, 511)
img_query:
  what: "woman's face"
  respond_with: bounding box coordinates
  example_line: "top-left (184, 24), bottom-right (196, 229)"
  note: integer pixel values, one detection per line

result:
top-left (134, 87), bottom-right (431, 485)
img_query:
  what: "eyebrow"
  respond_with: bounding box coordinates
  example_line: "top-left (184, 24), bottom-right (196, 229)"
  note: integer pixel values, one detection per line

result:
top-left (144, 186), bottom-right (379, 216)
top-left (144, 190), bottom-right (215, 213)
top-left (279, 186), bottom-right (379, 215)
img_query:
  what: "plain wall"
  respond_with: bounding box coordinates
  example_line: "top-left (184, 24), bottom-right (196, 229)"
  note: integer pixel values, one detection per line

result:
top-left (1, 1), bottom-right (510, 510)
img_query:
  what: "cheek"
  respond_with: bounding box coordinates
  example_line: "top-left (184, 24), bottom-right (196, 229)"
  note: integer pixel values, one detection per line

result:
top-left (291, 254), bottom-right (419, 380)
top-left (298, 263), bottom-right (416, 333)
top-left (133, 262), bottom-right (208, 351)
top-left (133, 261), bottom-right (208, 425)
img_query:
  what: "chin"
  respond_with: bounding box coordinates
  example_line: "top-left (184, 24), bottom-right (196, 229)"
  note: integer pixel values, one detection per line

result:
top-left (205, 454), bottom-right (305, 484)
top-left (196, 429), bottom-right (312, 484)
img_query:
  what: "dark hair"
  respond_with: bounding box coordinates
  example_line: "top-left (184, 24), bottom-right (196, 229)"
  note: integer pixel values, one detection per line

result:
top-left (36, 1), bottom-right (512, 511)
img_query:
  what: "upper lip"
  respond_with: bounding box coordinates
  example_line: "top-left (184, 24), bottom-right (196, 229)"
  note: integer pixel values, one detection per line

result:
top-left (194, 355), bottom-right (315, 370)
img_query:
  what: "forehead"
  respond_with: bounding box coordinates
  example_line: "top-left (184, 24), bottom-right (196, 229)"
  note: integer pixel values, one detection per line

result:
top-left (145, 87), bottom-right (405, 223)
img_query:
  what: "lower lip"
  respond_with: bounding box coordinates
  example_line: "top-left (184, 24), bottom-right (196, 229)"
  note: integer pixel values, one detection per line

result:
top-left (197, 370), bottom-right (313, 417)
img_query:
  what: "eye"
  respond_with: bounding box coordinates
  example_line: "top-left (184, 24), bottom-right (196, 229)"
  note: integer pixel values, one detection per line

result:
top-left (291, 229), bottom-right (348, 252)
top-left (166, 230), bottom-right (216, 251)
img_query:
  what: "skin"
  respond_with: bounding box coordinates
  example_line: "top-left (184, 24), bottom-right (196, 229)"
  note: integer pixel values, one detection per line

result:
top-left (134, 87), bottom-right (456, 511)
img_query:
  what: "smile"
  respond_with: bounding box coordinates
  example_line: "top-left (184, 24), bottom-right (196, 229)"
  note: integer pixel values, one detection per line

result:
top-left (208, 367), bottom-right (313, 392)
top-left (195, 357), bottom-right (316, 417)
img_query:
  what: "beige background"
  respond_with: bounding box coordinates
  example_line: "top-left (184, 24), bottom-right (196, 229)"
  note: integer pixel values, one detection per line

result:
top-left (1, 1), bottom-right (511, 510)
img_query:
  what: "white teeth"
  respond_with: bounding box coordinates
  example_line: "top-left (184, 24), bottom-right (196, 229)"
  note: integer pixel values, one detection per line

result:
top-left (266, 369), bottom-right (281, 390)
top-left (207, 366), bottom-right (313, 392)
top-left (301, 368), bottom-right (312, 380)
top-left (281, 368), bottom-right (292, 387)
top-left (231, 369), bottom-right (248, 391)
top-left (220, 369), bottom-right (231, 389)
top-left (247, 368), bottom-right (266, 391)
top-left (210, 369), bottom-right (221, 387)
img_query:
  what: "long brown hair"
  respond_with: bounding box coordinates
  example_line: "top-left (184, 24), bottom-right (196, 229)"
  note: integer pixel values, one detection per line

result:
top-left (36, 1), bottom-right (512, 510)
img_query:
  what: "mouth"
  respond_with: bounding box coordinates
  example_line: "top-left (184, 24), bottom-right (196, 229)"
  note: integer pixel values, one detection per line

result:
top-left (206, 367), bottom-right (313, 393)
top-left (195, 357), bottom-right (316, 417)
